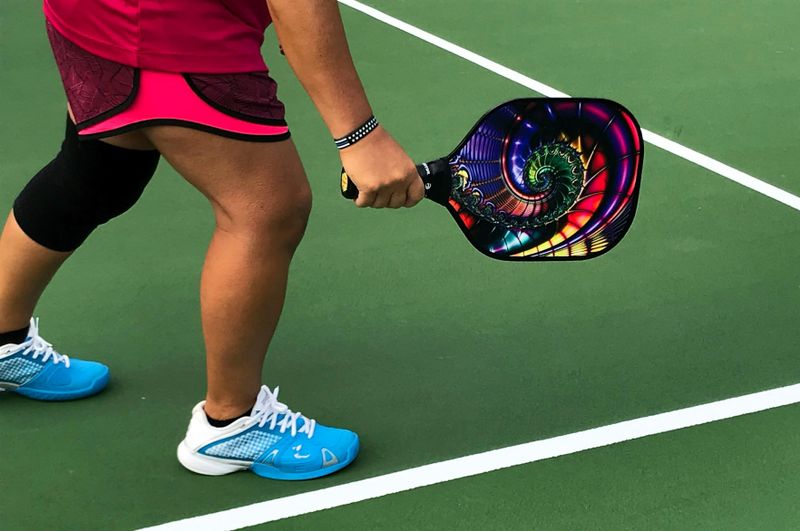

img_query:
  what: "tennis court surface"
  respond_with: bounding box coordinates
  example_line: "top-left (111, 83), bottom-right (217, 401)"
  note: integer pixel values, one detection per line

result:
top-left (1, 1), bottom-right (799, 529)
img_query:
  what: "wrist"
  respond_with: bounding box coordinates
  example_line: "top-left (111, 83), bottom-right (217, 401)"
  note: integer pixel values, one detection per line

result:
top-left (334, 115), bottom-right (379, 150)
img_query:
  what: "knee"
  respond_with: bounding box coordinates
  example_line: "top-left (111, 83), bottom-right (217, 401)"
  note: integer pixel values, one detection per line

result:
top-left (216, 179), bottom-right (312, 253)
top-left (275, 182), bottom-right (313, 251)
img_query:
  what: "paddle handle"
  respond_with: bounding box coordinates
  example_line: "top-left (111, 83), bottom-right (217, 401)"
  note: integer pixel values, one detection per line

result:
top-left (340, 159), bottom-right (451, 206)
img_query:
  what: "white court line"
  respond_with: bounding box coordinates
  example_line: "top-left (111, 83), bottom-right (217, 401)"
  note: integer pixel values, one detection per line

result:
top-left (339, 0), bottom-right (800, 213)
top-left (141, 383), bottom-right (800, 531)
top-left (142, 5), bottom-right (800, 530)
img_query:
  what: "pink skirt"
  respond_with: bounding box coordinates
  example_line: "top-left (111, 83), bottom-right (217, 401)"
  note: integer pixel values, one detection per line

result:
top-left (46, 21), bottom-right (290, 142)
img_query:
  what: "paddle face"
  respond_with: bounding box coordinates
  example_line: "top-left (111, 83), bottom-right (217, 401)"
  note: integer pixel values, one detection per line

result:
top-left (342, 98), bottom-right (643, 261)
top-left (442, 98), bottom-right (643, 260)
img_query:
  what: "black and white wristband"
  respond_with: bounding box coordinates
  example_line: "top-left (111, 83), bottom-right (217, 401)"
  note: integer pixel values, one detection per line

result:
top-left (334, 116), bottom-right (379, 150)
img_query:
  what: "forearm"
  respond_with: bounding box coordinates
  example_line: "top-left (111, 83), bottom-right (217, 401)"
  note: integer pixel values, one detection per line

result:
top-left (267, 0), bottom-right (372, 137)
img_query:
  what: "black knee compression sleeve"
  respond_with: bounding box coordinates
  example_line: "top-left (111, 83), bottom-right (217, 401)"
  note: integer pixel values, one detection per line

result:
top-left (13, 118), bottom-right (160, 252)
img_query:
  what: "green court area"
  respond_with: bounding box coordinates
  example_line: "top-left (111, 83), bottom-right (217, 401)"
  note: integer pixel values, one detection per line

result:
top-left (1, 1), bottom-right (799, 529)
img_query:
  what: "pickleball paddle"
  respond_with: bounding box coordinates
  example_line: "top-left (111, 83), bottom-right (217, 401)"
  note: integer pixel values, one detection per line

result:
top-left (341, 98), bottom-right (643, 261)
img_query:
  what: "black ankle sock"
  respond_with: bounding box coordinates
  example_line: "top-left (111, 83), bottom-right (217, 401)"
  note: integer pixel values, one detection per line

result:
top-left (206, 408), bottom-right (252, 428)
top-left (0, 326), bottom-right (29, 346)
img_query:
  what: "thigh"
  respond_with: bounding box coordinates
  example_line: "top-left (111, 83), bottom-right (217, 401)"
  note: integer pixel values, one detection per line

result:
top-left (99, 131), bottom-right (156, 151)
top-left (140, 126), bottom-right (309, 213)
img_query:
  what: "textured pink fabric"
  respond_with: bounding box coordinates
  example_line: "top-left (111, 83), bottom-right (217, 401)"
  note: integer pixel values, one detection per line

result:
top-left (80, 70), bottom-right (290, 138)
top-left (46, 21), bottom-right (136, 126)
top-left (43, 0), bottom-right (271, 73)
top-left (186, 72), bottom-right (285, 122)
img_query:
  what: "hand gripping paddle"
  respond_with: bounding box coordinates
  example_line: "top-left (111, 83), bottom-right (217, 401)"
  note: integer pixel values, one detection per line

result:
top-left (341, 99), bottom-right (643, 261)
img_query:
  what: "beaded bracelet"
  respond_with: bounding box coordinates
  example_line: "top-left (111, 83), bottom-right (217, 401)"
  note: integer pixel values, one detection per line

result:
top-left (334, 116), bottom-right (379, 150)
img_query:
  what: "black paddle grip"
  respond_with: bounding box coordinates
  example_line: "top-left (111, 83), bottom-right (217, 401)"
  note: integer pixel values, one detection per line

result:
top-left (340, 159), bottom-right (451, 206)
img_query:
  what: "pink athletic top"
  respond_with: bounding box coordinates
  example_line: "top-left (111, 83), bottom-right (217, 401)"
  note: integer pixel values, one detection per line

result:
top-left (43, 0), bottom-right (271, 73)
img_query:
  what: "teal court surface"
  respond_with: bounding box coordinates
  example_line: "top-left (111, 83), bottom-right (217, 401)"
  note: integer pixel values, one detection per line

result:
top-left (1, 1), bottom-right (799, 529)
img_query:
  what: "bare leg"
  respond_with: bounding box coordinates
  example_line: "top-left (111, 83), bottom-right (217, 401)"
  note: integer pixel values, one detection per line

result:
top-left (0, 212), bottom-right (71, 332)
top-left (0, 129), bottom-right (155, 333)
top-left (143, 126), bottom-right (312, 420)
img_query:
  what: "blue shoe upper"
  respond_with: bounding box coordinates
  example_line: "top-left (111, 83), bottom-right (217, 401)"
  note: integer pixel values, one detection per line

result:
top-left (0, 318), bottom-right (109, 400)
top-left (198, 386), bottom-right (358, 477)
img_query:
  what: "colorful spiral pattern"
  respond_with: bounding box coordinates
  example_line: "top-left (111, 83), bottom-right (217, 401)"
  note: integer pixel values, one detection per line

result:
top-left (447, 99), bottom-right (642, 260)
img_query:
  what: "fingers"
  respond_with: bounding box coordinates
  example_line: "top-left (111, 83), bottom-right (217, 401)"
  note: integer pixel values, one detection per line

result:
top-left (375, 189), bottom-right (408, 209)
top-left (355, 187), bottom-right (391, 208)
top-left (370, 190), bottom-right (389, 209)
top-left (352, 181), bottom-right (412, 209)
top-left (404, 177), bottom-right (425, 208)
top-left (354, 189), bottom-right (376, 208)
top-left (354, 179), bottom-right (423, 209)
top-left (388, 191), bottom-right (407, 209)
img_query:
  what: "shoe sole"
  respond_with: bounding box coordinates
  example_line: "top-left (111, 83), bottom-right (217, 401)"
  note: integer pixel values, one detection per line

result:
top-left (177, 435), bottom-right (360, 481)
top-left (11, 369), bottom-right (110, 401)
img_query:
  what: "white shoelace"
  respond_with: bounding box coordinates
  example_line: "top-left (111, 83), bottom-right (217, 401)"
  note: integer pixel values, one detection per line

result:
top-left (247, 385), bottom-right (316, 438)
top-left (18, 318), bottom-right (70, 367)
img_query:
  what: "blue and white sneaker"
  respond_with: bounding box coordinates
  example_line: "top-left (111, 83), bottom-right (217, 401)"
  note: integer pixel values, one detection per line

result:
top-left (0, 318), bottom-right (109, 401)
top-left (178, 385), bottom-right (360, 480)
